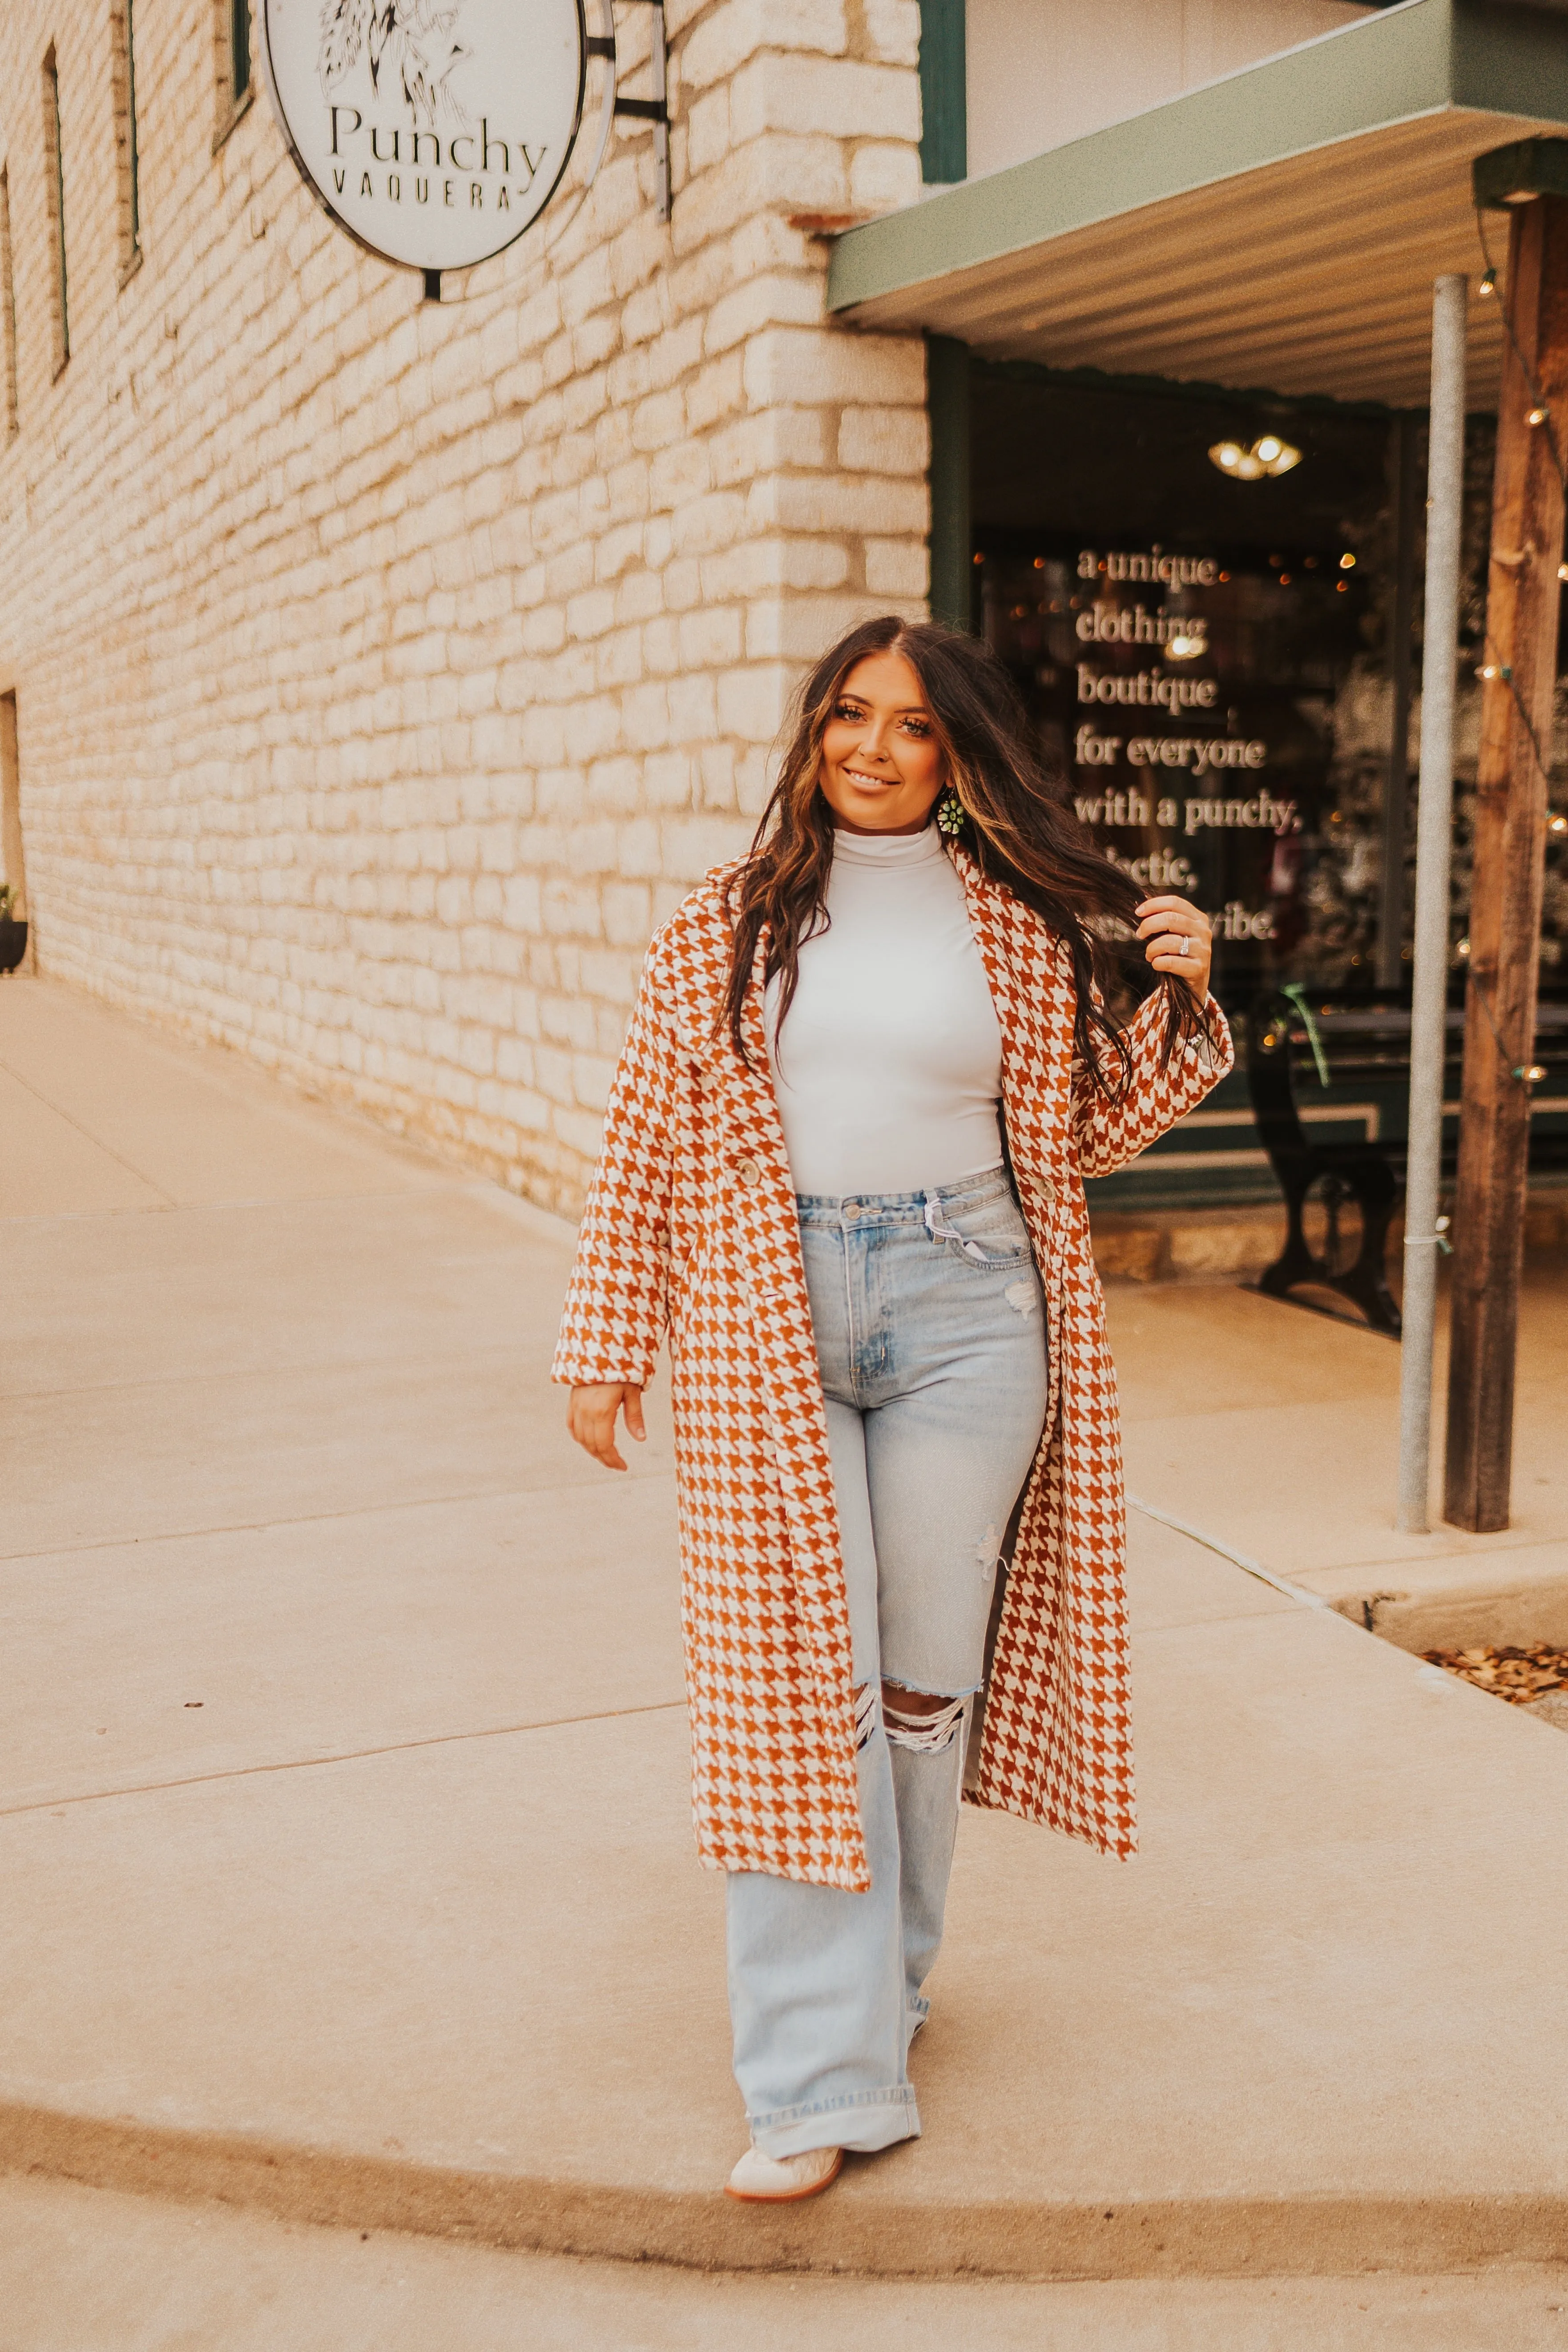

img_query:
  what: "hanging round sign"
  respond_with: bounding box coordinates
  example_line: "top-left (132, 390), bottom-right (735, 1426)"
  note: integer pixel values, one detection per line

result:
top-left (261, 0), bottom-right (587, 274)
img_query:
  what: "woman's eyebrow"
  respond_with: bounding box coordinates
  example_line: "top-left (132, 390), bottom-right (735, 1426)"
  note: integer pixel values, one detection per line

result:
top-left (835, 697), bottom-right (930, 715)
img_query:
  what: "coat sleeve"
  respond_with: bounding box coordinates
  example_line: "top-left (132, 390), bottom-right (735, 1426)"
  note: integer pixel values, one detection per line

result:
top-left (552, 962), bottom-right (679, 1389)
top-left (1070, 989), bottom-right (1234, 1180)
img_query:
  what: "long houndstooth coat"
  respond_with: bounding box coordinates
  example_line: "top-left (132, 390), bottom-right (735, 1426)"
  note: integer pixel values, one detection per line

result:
top-left (553, 846), bottom-right (1233, 1890)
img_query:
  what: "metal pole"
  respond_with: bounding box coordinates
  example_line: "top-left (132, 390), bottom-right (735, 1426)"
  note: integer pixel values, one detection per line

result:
top-left (1377, 413), bottom-right (1419, 987)
top-left (1397, 274), bottom-right (1467, 1533)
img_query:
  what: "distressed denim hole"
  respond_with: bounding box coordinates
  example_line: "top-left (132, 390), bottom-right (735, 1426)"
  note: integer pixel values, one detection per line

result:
top-left (883, 1692), bottom-right (967, 1754)
top-left (972, 1522), bottom-right (1003, 1575)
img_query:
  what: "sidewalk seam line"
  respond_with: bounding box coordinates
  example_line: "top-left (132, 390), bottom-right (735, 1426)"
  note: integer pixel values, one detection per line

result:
top-left (0, 1700), bottom-right (690, 1818)
top-left (1129, 1495), bottom-right (1346, 1616)
top-left (0, 1182), bottom-right (469, 1228)
top-left (0, 1062), bottom-right (180, 1207)
top-left (0, 1471), bottom-right (675, 1565)
top-left (1, 1336), bottom-right (544, 1407)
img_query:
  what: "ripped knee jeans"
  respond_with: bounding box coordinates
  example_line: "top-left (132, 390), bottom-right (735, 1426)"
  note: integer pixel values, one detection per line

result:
top-left (725, 1165), bottom-right (1049, 2160)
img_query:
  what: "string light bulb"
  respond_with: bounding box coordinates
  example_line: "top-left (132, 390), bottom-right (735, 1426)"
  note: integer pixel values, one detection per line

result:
top-left (1529, 406), bottom-right (1549, 427)
top-left (1479, 266), bottom-right (1497, 297)
top-left (1549, 813), bottom-right (1568, 836)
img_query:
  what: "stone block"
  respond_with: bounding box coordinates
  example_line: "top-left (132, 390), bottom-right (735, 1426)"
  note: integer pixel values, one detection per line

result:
top-left (747, 594), bottom-right (905, 661)
top-left (730, 55), bottom-right (918, 145)
top-left (686, 86), bottom-right (733, 177)
top-left (717, 665), bottom-right (794, 744)
top-left (669, 673), bottom-right (720, 740)
top-left (601, 882), bottom-right (654, 948)
top-left (864, 539), bottom-right (930, 599)
top-left (838, 406), bottom-right (931, 476)
top-left (643, 751), bottom-right (696, 811)
top-left (704, 536), bottom-right (852, 599)
top-left (677, 607), bottom-right (745, 670)
top-left (849, 141), bottom-right (923, 213)
top-left (699, 742), bottom-right (738, 810)
top-left (712, 407), bottom-right (830, 484)
top-left (862, 0), bottom-right (921, 66)
top-left (756, 473), bottom-right (927, 536)
top-left (681, 0), bottom-right (848, 96)
top-left (743, 326), bottom-right (925, 410)
top-left (704, 273), bottom-right (830, 362)
top-left (668, 489), bottom-right (747, 557)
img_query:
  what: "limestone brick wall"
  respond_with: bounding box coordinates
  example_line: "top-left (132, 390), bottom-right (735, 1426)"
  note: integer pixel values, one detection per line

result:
top-left (0, 0), bottom-right (929, 1210)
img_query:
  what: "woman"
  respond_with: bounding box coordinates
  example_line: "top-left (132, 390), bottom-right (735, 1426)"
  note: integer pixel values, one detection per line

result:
top-left (555, 617), bottom-right (1231, 2203)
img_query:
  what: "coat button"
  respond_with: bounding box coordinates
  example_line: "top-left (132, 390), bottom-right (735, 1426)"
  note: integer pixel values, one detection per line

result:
top-left (1039, 1177), bottom-right (1057, 1206)
top-left (735, 1156), bottom-right (761, 1188)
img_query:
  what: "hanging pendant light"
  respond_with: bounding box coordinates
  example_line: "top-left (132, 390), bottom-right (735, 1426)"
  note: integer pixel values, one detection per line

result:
top-left (1209, 434), bottom-right (1302, 481)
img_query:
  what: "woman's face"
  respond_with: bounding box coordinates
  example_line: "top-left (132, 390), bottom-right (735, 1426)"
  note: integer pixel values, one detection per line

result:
top-left (817, 651), bottom-right (946, 834)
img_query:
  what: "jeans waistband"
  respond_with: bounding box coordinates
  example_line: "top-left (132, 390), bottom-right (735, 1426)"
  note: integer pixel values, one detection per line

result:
top-left (794, 1163), bottom-right (1011, 1228)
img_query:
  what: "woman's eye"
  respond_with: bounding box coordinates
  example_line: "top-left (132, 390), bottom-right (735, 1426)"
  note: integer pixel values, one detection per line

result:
top-left (900, 718), bottom-right (931, 737)
top-left (833, 701), bottom-right (864, 721)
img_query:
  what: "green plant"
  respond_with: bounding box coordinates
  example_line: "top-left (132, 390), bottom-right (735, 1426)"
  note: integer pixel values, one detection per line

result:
top-left (0, 884), bottom-right (12, 919)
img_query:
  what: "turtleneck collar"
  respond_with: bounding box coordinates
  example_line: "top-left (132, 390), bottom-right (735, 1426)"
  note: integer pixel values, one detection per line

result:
top-left (830, 824), bottom-right (944, 869)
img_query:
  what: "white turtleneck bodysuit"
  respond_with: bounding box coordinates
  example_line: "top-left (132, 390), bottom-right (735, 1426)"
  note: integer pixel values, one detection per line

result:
top-left (763, 826), bottom-right (1004, 1197)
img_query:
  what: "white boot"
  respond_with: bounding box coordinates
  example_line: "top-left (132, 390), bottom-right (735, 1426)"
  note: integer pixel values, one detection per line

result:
top-left (725, 2143), bottom-right (843, 2203)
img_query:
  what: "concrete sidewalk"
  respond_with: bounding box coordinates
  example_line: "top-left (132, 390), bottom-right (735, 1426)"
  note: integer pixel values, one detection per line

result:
top-left (4, 975), bottom-right (1568, 2289)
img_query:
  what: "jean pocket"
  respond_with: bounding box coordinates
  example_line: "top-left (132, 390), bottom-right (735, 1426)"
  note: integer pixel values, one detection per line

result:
top-left (923, 1191), bottom-right (1033, 1269)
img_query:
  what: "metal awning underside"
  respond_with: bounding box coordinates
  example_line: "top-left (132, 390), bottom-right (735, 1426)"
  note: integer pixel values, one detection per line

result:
top-left (827, 0), bottom-right (1568, 407)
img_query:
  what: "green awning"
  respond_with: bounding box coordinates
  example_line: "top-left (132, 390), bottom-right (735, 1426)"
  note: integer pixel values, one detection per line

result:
top-left (827, 0), bottom-right (1568, 406)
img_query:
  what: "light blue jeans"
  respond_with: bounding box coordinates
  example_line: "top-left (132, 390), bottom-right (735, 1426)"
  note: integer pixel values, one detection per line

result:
top-left (726, 1166), bottom-right (1050, 2159)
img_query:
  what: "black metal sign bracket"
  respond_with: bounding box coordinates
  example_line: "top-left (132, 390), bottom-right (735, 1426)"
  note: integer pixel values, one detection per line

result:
top-left (609, 0), bottom-right (670, 223)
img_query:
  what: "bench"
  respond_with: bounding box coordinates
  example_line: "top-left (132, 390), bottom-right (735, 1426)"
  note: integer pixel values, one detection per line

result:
top-left (1244, 987), bottom-right (1568, 1336)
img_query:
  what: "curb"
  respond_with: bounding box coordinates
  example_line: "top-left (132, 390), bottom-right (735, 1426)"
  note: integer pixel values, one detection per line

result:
top-left (5, 2104), bottom-right (1568, 2280)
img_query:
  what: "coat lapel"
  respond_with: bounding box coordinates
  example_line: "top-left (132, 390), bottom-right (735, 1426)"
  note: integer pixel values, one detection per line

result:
top-left (950, 846), bottom-right (1076, 1186)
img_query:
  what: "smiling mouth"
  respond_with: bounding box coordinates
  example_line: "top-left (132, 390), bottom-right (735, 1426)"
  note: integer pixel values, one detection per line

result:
top-left (842, 767), bottom-right (897, 787)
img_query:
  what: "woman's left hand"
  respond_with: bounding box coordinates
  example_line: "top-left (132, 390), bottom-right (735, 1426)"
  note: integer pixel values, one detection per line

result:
top-left (1136, 895), bottom-right (1212, 1006)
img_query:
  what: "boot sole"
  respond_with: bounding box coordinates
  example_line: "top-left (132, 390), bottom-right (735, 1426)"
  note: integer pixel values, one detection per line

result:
top-left (724, 2148), bottom-right (844, 2203)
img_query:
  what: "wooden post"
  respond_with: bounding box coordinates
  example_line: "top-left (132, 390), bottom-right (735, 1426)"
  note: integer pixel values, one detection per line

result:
top-left (1444, 196), bottom-right (1568, 1531)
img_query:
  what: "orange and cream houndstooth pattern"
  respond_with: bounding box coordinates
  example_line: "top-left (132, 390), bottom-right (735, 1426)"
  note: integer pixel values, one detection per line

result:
top-left (553, 846), bottom-right (1233, 1889)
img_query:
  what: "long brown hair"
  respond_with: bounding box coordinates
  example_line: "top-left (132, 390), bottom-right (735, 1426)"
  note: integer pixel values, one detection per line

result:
top-left (721, 616), bottom-right (1205, 1091)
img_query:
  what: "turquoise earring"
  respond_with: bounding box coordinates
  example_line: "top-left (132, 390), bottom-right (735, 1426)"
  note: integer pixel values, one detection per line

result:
top-left (936, 788), bottom-right (965, 837)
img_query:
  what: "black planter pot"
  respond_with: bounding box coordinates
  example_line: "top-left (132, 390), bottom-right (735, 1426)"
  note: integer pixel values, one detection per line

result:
top-left (0, 919), bottom-right (28, 974)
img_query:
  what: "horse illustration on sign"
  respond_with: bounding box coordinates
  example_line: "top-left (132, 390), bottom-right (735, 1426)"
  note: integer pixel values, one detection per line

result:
top-left (317, 0), bottom-right (472, 132)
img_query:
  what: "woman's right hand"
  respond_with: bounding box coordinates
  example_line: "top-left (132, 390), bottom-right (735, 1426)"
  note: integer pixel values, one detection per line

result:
top-left (567, 1383), bottom-right (646, 1472)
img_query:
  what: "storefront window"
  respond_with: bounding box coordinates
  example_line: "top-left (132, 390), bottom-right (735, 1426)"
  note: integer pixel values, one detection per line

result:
top-left (969, 363), bottom-right (1568, 1204)
top-left (975, 368), bottom-right (1396, 1002)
